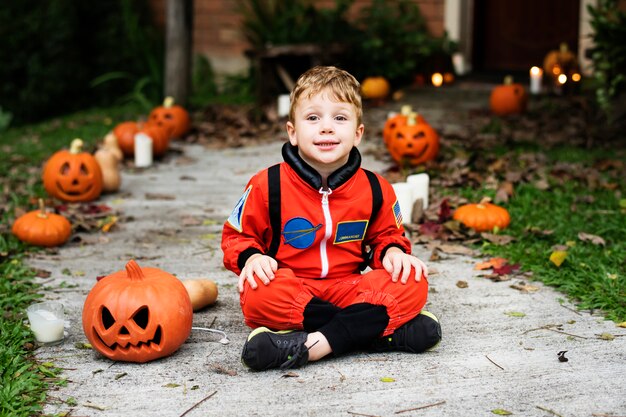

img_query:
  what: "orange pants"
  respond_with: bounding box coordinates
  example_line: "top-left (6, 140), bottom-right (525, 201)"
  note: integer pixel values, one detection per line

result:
top-left (240, 268), bottom-right (428, 337)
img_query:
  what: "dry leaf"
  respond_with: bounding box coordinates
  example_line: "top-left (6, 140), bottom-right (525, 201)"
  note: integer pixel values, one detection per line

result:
top-left (456, 280), bottom-right (468, 288)
top-left (510, 282), bottom-right (539, 293)
top-left (475, 257), bottom-right (508, 270)
top-left (549, 250), bottom-right (567, 267)
top-left (577, 232), bottom-right (605, 246)
top-left (145, 193), bottom-right (176, 200)
top-left (481, 233), bottom-right (515, 245)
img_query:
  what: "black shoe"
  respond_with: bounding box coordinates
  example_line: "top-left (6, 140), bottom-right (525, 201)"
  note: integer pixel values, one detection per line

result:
top-left (370, 310), bottom-right (441, 353)
top-left (241, 327), bottom-right (310, 371)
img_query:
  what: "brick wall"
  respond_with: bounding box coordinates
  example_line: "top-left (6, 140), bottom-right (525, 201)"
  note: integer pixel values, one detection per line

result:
top-left (150, 0), bottom-right (444, 74)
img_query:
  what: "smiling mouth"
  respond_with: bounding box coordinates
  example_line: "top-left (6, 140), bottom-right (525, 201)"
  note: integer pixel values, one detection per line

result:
top-left (93, 326), bottom-right (163, 354)
top-left (57, 182), bottom-right (93, 196)
top-left (315, 141), bottom-right (339, 148)
top-left (405, 144), bottom-right (429, 159)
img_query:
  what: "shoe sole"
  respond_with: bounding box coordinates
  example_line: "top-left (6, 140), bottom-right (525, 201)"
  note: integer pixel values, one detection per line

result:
top-left (246, 327), bottom-right (294, 342)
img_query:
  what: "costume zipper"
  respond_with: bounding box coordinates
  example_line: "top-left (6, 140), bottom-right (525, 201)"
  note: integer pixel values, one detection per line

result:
top-left (319, 188), bottom-right (333, 278)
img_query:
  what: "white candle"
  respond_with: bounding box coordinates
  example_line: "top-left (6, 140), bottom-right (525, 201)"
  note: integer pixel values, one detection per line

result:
top-left (530, 66), bottom-right (543, 95)
top-left (406, 173), bottom-right (429, 209)
top-left (277, 94), bottom-right (290, 118)
top-left (134, 133), bottom-right (153, 167)
top-left (392, 182), bottom-right (414, 225)
top-left (452, 52), bottom-right (465, 75)
top-left (27, 302), bottom-right (65, 344)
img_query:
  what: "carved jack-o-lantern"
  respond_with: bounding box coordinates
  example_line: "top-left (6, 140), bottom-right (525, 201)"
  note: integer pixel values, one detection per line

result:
top-left (386, 113), bottom-right (439, 166)
top-left (42, 138), bottom-right (103, 202)
top-left (148, 96), bottom-right (190, 139)
top-left (382, 105), bottom-right (426, 146)
top-left (82, 260), bottom-right (193, 363)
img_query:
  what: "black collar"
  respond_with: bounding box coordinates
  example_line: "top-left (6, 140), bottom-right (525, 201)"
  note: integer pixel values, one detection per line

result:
top-left (282, 143), bottom-right (362, 190)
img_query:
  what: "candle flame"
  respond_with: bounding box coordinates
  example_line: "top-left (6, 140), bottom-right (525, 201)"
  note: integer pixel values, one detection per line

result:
top-left (552, 65), bottom-right (561, 76)
top-left (558, 74), bottom-right (567, 85)
top-left (530, 66), bottom-right (542, 76)
top-left (572, 73), bottom-right (581, 82)
top-left (431, 73), bottom-right (443, 87)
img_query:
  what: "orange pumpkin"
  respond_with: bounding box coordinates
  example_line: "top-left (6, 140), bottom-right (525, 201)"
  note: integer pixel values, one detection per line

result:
top-left (543, 43), bottom-right (578, 82)
top-left (361, 77), bottom-right (391, 100)
top-left (137, 123), bottom-right (171, 158)
top-left (42, 139), bottom-right (103, 202)
top-left (382, 105), bottom-right (426, 146)
top-left (453, 199), bottom-right (510, 232)
top-left (12, 199), bottom-right (71, 247)
top-left (489, 76), bottom-right (528, 116)
top-left (148, 96), bottom-right (190, 139)
top-left (82, 260), bottom-right (193, 363)
top-left (386, 112), bottom-right (439, 166)
top-left (112, 121), bottom-right (140, 157)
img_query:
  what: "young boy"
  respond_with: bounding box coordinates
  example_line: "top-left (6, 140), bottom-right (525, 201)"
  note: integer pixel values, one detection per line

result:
top-left (221, 66), bottom-right (441, 371)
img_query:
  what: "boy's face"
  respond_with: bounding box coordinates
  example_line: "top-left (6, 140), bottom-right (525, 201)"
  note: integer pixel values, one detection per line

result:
top-left (286, 90), bottom-right (364, 178)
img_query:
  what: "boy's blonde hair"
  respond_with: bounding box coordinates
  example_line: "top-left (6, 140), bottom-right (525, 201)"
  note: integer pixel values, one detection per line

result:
top-left (289, 66), bottom-right (362, 126)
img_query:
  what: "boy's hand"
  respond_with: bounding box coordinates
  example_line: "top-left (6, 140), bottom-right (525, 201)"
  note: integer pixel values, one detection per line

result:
top-left (382, 247), bottom-right (428, 284)
top-left (238, 253), bottom-right (278, 293)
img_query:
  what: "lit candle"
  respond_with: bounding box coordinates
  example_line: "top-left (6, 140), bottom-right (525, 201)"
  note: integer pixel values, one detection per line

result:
top-left (277, 94), bottom-right (290, 118)
top-left (391, 182), bottom-right (414, 225)
top-left (431, 73), bottom-right (443, 87)
top-left (27, 301), bottom-right (65, 344)
top-left (452, 52), bottom-right (465, 75)
top-left (571, 73), bottom-right (581, 82)
top-left (558, 74), bottom-right (567, 85)
top-left (529, 66), bottom-right (543, 95)
top-left (134, 133), bottom-right (153, 168)
top-left (406, 173), bottom-right (430, 209)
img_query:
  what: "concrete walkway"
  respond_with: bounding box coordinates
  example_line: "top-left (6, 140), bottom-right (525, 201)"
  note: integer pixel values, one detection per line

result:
top-left (29, 85), bottom-right (625, 417)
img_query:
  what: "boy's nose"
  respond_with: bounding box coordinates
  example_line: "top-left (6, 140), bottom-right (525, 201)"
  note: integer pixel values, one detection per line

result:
top-left (320, 120), bottom-right (335, 134)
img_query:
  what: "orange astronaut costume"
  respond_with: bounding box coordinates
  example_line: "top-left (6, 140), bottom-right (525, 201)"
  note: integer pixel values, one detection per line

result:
top-left (222, 143), bottom-right (428, 354)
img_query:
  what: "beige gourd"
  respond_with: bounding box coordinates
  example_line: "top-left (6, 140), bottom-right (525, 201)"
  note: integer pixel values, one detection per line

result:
top-left (94, 148), bottom-right (121, 192)
top-left (182, 279), bottom-right (219, 311)
top-left (102, 132), bottom-right (124, 162)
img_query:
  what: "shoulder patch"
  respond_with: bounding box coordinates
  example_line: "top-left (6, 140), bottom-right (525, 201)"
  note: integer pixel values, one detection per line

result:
top-left (392, 199), bottom-right (403, 228)
top-left (334, 220), bottom-right (369, 244)
top-left (226, 185), bottom-right (252, 232)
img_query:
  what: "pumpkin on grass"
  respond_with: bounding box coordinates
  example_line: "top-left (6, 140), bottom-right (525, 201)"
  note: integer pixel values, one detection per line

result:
top-left (148, 96), bottom-right (190, 139)
top-left (489, 76), bottom-right (528, 116)
top-left (453, 198), bottom-right (510, 232)
top-left (82, 260), bottom-right (193, 363)
top-left (42, 138), bottom-right (103, 202)
top-left (12, 199), bottom-right (72, 247)
top-left (361, 77), bottom-right (390, 100)
top-left (385, 112), bottom-right (439, 166)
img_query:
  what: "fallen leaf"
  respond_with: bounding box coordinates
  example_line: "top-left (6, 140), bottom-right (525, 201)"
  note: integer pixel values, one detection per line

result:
top-left (549, 250), bottom-right (567, 267)
top-left (617, 322), bottom-right (626, 328)
top-left (557, 351), bottom-right (569, 362)
top-left (491, 409), bottom-right (512, 415)
top-left (481, 233), bottom-right (515, 245)
top-left (163, 383), bottom-right (181, 388)
top-left (431, 243), bottom-right (477, 256)
top-left (510, 282), bottom-right (539, 293)
top-left (456, 280), bottom-right (468, 288)
top-left (577, 232), bottom-right (605, 246)
top-left (475, 257), bottom-right (508, 270)
top-left (380, 377), bottom-right (396, 382)
top-left (145, 193), bottom-right (176, 200)
top-left (598, 332), bottom-right (615, 341)
top-left (492, 263), bottom-right (520, 275)
top-left (505, 311), bottom-right (526, 318)
top-left (281, 372), bottom-right (299, 378)
top-left (74, 342), bottom-right (93, 349)
top-left (114, 372), bottom-right (127, 380)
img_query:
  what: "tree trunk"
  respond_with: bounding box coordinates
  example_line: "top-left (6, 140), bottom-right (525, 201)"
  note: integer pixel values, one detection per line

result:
top-left (165, 0), bottom-right (192, 106)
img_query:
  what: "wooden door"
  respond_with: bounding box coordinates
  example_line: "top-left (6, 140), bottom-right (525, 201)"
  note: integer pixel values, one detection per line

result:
top-left (472, 0), bottom-right (580, 72)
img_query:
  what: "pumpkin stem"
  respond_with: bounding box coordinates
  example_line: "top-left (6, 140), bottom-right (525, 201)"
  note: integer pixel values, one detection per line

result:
top-left (163, 96), bottom-right (175, 108)
top-left (503, 75), bottom-right (514, 85)
top-left (70, 138), bottom-right (84, 154)
top-left (125, 260), bottom-right (145, 281)
top-left (36, 198), bottom-right (48, 219)
top-left (478, 196), bottom-right (492, 208)
top-left (559, 42), bottom-right (569, 53)
top-left (407, 112), bottom-right (418, 126)
top-left (400, 105), bottom-right (412, 116)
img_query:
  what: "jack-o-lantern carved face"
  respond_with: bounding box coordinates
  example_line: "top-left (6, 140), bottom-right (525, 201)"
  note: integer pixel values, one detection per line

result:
top-left (148, 96), bottom-right (190, 139)
top-left (386, 115), bottom-right (439, 167)
top-left (42, 139), bottom-right (103, 202)
top-left (82, 260), bottom-right (193, 363)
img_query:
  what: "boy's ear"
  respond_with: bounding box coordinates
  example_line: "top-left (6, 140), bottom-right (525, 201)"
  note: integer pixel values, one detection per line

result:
top-left (354, 124), bottom-right (364, 146)
top-left (286, 121), bottom-right (298, 146)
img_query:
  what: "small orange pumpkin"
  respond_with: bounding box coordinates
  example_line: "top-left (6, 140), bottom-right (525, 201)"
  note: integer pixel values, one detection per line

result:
top-left (112, 121), bottom-right (140, 157)
top-left (361, 77), bottom-right (391, 100)
top-left (489, 76), bottom-right (528, 116)
top-left (42, 139), bottom-right (103, 202)
top-left (12, 199), bottom-right (72, 247)
top-left (148, 96), bottom-right (190, 139)
top-left (386, 112), bottom-right (439, 166)
top-left (138, 123), bottom-right (171, 158)
top-left (453, 199), bottom-right (510, 232)
top-left (82, 260), bottom-right (193, 363)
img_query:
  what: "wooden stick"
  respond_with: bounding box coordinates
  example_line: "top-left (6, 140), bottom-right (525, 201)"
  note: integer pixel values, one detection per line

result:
top-left (395, 400), bottom-right (446, 414)
top-left (536, 405), bottom-right (564, 417)
top-left (485, 354), bottom-right (505, 370)
top-left (178, 391), bottom-right (217, 417)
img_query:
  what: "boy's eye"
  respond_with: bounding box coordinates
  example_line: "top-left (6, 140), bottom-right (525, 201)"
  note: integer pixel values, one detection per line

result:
top-left (335, 115), bottom-right (347, 121)
top-left (306, 115), bottom-right (319, 121)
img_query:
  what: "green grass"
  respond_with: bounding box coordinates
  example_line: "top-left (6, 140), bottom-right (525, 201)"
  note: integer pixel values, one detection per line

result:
top-left (482, 183), bottom-right (626, 322)
top-left (0, 102), bottom-right (144, 416)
